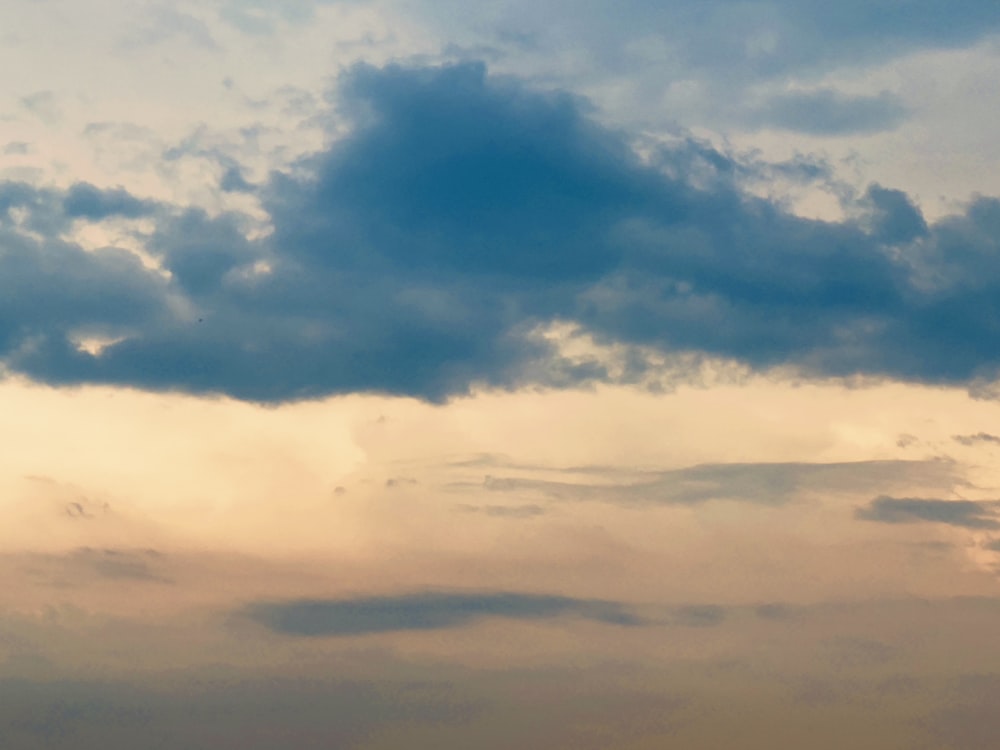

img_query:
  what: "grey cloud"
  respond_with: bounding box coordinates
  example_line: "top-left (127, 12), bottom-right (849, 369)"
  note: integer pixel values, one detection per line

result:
top-left (19, 91), bottom-right (61, 124)
top-left (411, 0), bottom-right (1000, 77)
top-left (953, 432), bottom-right (1000, 446)
top-left (0, 675), bottom-right (467, 750)
top-left (243, 591), bottom-right (644, 636)
top-left (3, 142), bottom-right (30, 155)
top-left (751, 89), bottom-right (908, 136)
top-left (0, 179), bottom-right (156, 233)
top-left (15, 548), bottom-right (170, 589)
top-left (70, 548), bottom-right (169, 583)
top-left (122, 7), bottom-right (219, 51)
top-left (855, 496), bottom-right (1000, 529)
top-left (7, 63), bottom-right (1000, 401)
top-left (220, 165), bottom-right (255, 192)
top-left (480, 459), bottom-right (957, 507)
top-left (864, 184), bottom-right (928, 244)
top-left (218, 0), bottom-right (320, 34)
top-left (62, 183), bottom-right (155, 221)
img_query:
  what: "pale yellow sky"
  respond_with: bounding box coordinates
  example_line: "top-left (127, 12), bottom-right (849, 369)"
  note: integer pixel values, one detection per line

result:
top-left (3, 375), bottom-right (999, 611)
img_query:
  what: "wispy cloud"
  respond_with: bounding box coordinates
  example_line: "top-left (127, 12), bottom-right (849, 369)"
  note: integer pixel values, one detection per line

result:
top-left (855, 496), bottom-right (1000, 529)
top-left (476, 459), bottom-right (958, 506)
top-left (242, 591), bottom-right (644, 636)
top-left (953, 432), bottom-right (1000, 447)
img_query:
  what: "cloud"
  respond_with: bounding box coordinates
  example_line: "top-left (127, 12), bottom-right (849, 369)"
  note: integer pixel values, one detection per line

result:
top-left (243, 591), bottom-right (643, 636)
top-left (6, 62), bottom-right (1000, 401)
top-left (404, 0), bottom-right (1000, 96)
top-left (925, 674), bottom-right (1000, 750)
top-left (19, 91), bottom-right (61, 124)
top-left (70, 547), bottom-right (169, 583)
top-left (218, 0), bottom-right (321, 34)
top-left (457, 503), bottom-right (547, 518)
top-left (479, 459), bottom-right (957, 506)
top-left (750, 89), bottom-right (908, 136)
top-left (671, 604), bottom-right (727, 627)
top-left (953, 432), bottom-right (1000, 446)
top-left (0, 183), bottom-right (169, 365)
top-left (855, 496), bottom-right (1000, 529)
top-left (122, 6), bottom-right (219, 51)
top-left (11, 548), bottom-right (171, 589)
top-left (0, 675), bottom-right (467, 749)
top-left (61, 182), bottom-right (155, 221)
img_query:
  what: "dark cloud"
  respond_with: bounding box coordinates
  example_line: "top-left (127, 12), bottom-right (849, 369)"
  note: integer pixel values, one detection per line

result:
top-left (479, 459), bottom-right (957, 506)
top-left (219, 164), bottom-right (255, 192)
top-left (751, 89), bottom-right (908, 136)
top-left (61, 183), bottom-right (154, 221)
top-left (243, 591), bottom-right (643, 636)
top-left (6, 63), bottom-right (1000, 401)
top-left (0, 180), bottom-right (154, 235)
top-left (855, 496), bottom-right (1000, 529)
top-left (864, 184), bottom-right (929, 244)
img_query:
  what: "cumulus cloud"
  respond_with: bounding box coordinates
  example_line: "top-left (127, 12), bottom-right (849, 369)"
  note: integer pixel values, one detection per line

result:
top-left (5, 63), bottom-right (1000, 401)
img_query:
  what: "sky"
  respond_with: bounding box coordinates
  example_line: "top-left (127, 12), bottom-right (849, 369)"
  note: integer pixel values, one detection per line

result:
top-left (3, 0), bottom-right (1000, 747)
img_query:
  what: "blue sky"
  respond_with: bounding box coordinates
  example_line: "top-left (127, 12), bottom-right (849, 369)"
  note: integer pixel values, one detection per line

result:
top-left (4, 1), bottom-right (1000, 747)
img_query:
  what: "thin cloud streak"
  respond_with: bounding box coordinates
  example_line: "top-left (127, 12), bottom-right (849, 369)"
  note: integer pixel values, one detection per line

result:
top-left (475, 459), bottom-right (960, 506)
top-left (243, 591), bottom-right (645, 636)
top-left (855, 496), bottom-right (1000, 529)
